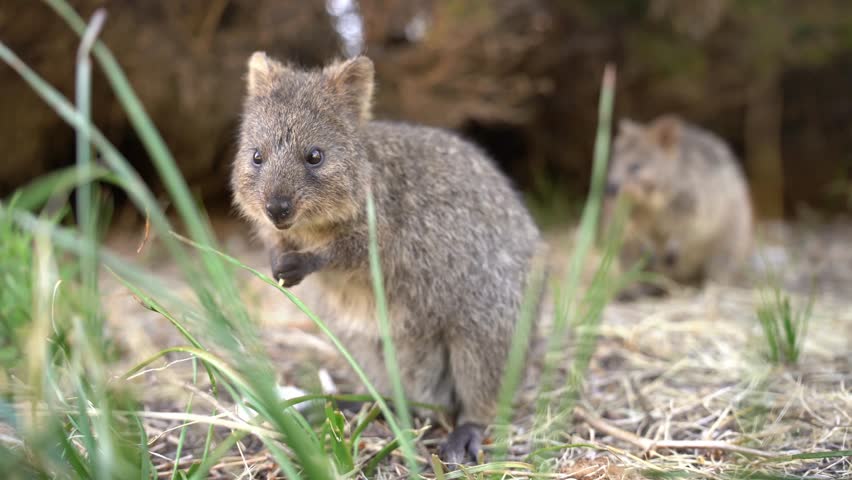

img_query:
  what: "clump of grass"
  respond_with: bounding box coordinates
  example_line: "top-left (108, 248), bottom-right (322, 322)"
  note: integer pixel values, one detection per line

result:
top-left (0, 198), bottom-right (34, 368)
top-left (756, 287), bottom-right (813, 365)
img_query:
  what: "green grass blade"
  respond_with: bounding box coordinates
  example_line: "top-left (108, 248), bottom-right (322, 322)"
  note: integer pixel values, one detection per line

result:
top-left (261, 440), bottom-right (304, 480)
top-left (122, 347), bottom-right (251, 393)
top-left (56, 422), bottom-right (93, 478)
top-left (169, 359), bottom-right (196, 480)
top-left (187, 430), bottom-right (249, 480)
top-left (72, 16), bottom-right (115, 476)
top-left (535, 64), bottom-right (617, 422)
top-left (350, 403), bottom-right (382, 446)
top-left (5, 165), bottom-right (115, 212)
top-left (75, 8), bottom-right (105, 318)
top-left (199, 422), bottom-right (216, 473)
top-left (323, 404), bottom-right (355, 472)
top-left (757, 306), bottom-right (779, 363)
top-left (108, 271), bottom-right (218, 392)
top-left (363, 438), bottom-right (401, 477)
top-left (560, 239), bottom-right (621, 415)
top-left (492, 258), bottom-right (547, 458)
top-left (71, 393), bottom-right (97, 477)
top-left (133, 415), bottom-right (154, 480)
top-left (109, 273), bottom-right (206, 352)
top-left (365, 190), bottom-right (418, 475)
top-left (430, 454), bottom-right (446, 480)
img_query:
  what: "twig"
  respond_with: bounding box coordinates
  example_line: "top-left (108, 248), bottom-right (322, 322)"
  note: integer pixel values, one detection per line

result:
top-left (136, 209), bottom-right (151, 254)
top-left (155, 454), bottom-right (194, 471)
top-left (574, 406), bottom-right (779, 458)
top-left (212, 454), bottom-right (270, 471)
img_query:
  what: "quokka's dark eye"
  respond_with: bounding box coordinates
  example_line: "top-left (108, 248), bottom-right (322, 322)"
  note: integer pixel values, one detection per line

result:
top-left (305, 147), bottom-right (324, 166)
top-left (627, 162), bottom-right (641, 174)
top-left (252, 149), bottom-right (263, 166)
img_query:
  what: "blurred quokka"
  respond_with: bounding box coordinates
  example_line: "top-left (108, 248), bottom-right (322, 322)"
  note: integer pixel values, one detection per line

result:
top-left (231, 52), bottom-right (543, 464)
top-left (604, 115), bottom-right (753, 295)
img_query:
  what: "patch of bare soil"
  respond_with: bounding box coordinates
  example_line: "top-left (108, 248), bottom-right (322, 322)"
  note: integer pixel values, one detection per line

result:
top-left (101, 217), bottom-right (851, 478)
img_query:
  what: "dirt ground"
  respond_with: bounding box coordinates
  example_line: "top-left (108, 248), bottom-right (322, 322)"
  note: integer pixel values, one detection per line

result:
top-left (101, 215), bottom-right (852, 479)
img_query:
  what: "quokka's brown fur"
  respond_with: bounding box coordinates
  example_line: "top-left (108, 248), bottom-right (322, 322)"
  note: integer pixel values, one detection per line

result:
top-left (231, 52), bottom-right (543, 464)
top-left (604, 115), bottom-right (753, 293)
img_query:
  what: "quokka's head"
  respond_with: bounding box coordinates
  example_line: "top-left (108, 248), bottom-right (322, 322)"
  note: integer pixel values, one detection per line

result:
top-left (232, 52), bottom-right (374, 232)
top-left (606, 114), bottom-right (685, 212)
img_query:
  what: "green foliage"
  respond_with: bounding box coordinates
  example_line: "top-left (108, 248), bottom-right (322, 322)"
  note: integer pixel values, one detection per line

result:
top-left (366, 191), bottom-right (419, 473)
top-left (0, 200), bottom-right (33, 368)
top-left (756, 287), bottom-right (813, 365)
top-left (0, 213), bottom-right (148, 479)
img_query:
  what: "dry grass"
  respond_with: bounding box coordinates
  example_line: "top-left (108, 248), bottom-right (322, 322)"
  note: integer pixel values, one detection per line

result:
top-left (92, 217), bottom-right (852, 479)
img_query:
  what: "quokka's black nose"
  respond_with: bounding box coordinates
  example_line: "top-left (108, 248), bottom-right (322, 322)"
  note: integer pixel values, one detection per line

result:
top-left (265, 196), bottom-right (293, 223)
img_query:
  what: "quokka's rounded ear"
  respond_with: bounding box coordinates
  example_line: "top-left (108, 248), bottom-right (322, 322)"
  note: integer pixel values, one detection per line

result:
top-left (323, 56), bottom-right (375, 123)
top-left (649, 114), bottom-right (683, 152)
top-left (246, 51), bottom-right (290, 97)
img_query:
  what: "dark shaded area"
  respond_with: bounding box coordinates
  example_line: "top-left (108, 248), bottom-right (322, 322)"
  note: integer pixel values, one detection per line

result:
top-left (2, 0), bottom-right (851, 218)
top-left (461, 120), bottom-right (530, 184)
top-left (780, 56), bottom-right (852, 214)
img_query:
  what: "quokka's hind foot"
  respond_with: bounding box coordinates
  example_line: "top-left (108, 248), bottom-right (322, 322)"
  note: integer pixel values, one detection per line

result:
top-left (438, 422), bottom-right (484, 468)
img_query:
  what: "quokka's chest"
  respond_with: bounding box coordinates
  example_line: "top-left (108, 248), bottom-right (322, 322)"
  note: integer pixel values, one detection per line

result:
top-left (315, 270), bottom-right (380, 337)
top-left (313, 269), bottom-right (426, 344)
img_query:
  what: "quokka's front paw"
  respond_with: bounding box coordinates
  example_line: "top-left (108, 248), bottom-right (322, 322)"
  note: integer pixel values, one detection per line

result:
top-left (271, 251), bottom-right (322, 287)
